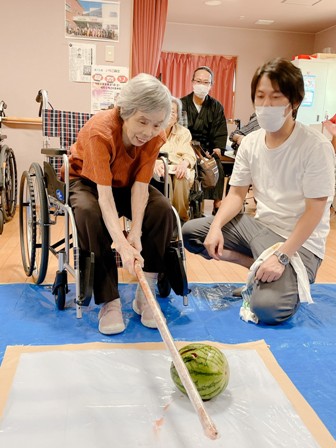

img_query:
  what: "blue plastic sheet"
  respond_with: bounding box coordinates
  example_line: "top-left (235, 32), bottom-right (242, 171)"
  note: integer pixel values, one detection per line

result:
top-left (0, 282), bottom-right (335, 439)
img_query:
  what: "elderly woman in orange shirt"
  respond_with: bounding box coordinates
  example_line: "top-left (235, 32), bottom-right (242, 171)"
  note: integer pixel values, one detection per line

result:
top-left (153, 97), bottom-right (196, 223)
top-left (67, 74), bottom-right (174, 335)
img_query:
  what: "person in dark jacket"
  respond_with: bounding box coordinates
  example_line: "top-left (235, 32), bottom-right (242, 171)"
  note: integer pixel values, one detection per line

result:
top-left (229, 112), bottom-right (260, 151)
top-left (181, 66), bottom-right (228, 215)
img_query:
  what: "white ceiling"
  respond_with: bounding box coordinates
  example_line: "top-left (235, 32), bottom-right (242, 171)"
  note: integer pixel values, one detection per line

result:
top-left (167, 0), bottom-right (336, 34)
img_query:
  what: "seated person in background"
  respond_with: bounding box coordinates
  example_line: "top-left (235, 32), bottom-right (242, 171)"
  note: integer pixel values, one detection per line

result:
top-left (183, 57), bottom-right (335, 326)
top-left (323, 114), bottom-right (336, 210)
top-left (153, 97), bottom-right (196, 223)
top-left (229, 112), bottom-right (260, 150)
top-left (181, 66), bottom-right (228, 215)
top-left (67, 73), bottom-right (175, 335)
top-left (323, 114), bottom-right (336, 152)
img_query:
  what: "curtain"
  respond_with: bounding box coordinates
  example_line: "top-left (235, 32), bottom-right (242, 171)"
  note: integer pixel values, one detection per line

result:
top-left (132, 0), bottom-right (168, 77)
top-left (157, 52), bottom-right (237, 119)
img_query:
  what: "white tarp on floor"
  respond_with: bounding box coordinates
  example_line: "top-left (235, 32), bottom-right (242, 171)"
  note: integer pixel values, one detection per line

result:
top-left (0, 341), bottom-right (323, 448)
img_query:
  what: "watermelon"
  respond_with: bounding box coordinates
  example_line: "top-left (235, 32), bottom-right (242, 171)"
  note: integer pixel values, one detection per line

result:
top-left (170, 343), bottom-right (230, 400)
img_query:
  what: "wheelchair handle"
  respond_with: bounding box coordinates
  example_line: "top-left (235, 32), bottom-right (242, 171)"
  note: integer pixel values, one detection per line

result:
top-left (0, 100), bottom-right (7, 116)
top-left (35, 89), bottom-right (49, 116)
top-left (35, 90), bottom-right (43, 103)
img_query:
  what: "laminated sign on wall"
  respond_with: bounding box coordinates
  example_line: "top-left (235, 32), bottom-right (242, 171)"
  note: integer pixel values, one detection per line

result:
top-left (91, 65), bottom-right (129, 113)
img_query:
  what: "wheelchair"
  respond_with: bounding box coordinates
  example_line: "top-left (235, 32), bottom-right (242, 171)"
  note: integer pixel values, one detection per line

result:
top-left (188, 161), bottom-right (204, 220)
top-left (0, 100), bottom-right (17, 234)
top-left (19, 90), bottom-right (189, 319)
top-left (152, 150), bottom-right (204, 222)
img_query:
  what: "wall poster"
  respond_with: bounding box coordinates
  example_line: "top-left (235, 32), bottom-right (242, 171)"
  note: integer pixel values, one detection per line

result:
top-left (69, 42), bottom-right (96, 82)
top-left (301, 74), bottom-right (316, 107)
top-left (66, 1), bottom-right (120, 42)
top-left (91, 65), bottom-right (129, 113)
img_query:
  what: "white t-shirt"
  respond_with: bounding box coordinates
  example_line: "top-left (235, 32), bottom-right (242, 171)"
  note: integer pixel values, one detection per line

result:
top-left (230, 121), bottom-right (335, 259)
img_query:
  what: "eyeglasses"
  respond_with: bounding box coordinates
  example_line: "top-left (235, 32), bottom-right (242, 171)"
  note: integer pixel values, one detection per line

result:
top-left (192, 79), bottom-right (212, 86)
top-left (193, 79), bottom-right (211, 86)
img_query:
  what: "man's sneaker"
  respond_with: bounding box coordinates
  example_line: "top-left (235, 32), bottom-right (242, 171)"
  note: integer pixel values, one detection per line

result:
top-left (98, 299), bottom-right (126, 335)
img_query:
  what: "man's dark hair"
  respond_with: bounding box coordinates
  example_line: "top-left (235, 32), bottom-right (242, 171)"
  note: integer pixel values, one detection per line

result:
top-left (192, 66), bottom-right (214, 84)
top-left (251, 57), bottom-right (304, 119)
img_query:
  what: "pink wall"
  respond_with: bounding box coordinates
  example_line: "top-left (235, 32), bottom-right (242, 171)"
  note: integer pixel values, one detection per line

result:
top-left (314, 26), bottom-right (336, 54)
top-left (0, 0), bottom-right (133, 179)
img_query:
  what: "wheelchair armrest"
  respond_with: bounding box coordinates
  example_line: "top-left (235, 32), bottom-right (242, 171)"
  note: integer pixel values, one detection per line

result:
top-left (41, 148), bottom-right (67, 156)
top-left (43, 161), bottom-right (66, 203)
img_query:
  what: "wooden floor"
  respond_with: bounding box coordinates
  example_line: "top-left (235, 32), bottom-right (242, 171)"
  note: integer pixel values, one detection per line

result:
top-left (0, 200), bottom-right (335, 285)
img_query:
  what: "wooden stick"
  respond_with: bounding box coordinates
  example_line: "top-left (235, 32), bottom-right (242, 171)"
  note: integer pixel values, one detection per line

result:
top-left (134, 261), bottom-right (219, 440)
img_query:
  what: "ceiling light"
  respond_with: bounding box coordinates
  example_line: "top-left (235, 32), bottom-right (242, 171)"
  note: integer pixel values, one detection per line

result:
top-left (204, 1), bottom-right (222, 6)
top-left (281, 0), bottom-right (321, 5)
top-left (255, 19), bottom-right (275, 25)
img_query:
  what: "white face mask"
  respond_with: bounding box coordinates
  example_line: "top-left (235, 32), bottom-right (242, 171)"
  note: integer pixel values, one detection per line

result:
top-left (193, 83), bottom-right (211, 99)
top-left (255, 105), bottom-right (291, 132)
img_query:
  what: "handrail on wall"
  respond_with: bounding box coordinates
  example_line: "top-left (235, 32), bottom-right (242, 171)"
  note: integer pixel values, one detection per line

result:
top-left (2, 117), bottom-right (42, 127)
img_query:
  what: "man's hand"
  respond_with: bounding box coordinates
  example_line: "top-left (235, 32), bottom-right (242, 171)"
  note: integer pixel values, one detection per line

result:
top-left (255, 255), bottom-right (285, 283)
top-left (203, 226), bottom-right (224, 260)
top-left (205, 148), bottom-right (221, 157)
top-left (323, 119), bottom-right (336, 137)
top-left (234, 135), bottom-right (244, 145)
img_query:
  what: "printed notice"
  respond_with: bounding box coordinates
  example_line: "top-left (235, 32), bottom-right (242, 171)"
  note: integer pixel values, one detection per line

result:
top-left (91, 65), bottom-right (129, 113)
top-left (69, 42), bottom-right (96, 83)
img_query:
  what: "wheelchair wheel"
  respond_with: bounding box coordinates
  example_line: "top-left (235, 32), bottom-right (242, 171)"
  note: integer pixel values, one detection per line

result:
top-left (28, 163), bottom-right (49, 284)
top-left (55, 285), bottom-right (66, 310)
top-left (0, 145), bottom-right (17, 221)
top-left (52, 270), bottom-right (68, 311)
top-left (19, 171), bottom-right (37, 276)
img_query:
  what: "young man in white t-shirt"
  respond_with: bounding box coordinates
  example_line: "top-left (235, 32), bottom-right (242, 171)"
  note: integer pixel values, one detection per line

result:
top-left (182, 57), bottom-right (335, 325)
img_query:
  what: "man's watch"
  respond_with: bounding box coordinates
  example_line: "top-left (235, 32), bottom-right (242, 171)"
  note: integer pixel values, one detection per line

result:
top-left (273, 250), bottom-right (290, 266)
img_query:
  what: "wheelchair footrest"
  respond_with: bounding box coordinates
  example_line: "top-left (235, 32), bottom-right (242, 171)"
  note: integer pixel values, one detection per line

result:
top-left (164, 245), bottom-right (190, 298)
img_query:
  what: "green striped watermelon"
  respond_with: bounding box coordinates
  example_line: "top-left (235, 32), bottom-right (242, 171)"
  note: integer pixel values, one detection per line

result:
top-left (170, 343), bottom-right (230, 401)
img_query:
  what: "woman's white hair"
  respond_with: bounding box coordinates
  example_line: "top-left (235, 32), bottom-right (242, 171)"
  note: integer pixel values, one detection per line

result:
top-left (116, 73), bottom-right (172, 128)
top-left (171, 96), bottom-right (183, 123)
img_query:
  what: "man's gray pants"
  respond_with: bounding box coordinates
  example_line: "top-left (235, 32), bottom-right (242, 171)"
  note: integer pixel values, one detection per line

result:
top-left (182, 214), bottom-right (321, 324)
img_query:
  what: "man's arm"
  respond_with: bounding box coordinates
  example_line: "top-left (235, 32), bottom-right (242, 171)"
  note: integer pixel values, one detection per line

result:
top-left (255, 197), bottom-right (328, 283)
top-left (229, 113), bottom-right (260, 144)
top-left (204, 185), bottom-right (249, 259)
top-left (323, 119), bottom-right (336, 153)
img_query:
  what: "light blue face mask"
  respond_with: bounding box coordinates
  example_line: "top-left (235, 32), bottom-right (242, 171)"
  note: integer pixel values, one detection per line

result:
top-left (255, 104), bottom-right (291, 132)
